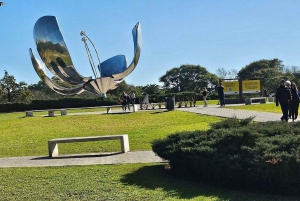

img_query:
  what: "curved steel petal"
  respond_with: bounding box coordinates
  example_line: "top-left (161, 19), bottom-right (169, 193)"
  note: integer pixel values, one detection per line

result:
top-left (30, 16), bottom-right (141, 97)
top-left (112, 22), bottom-right (141, 80)
top-left (83, 77), bottom-right (117, 95)
top-left (99, 55), bottom-right (127, 77)
top-left (29, 48), bottom-right (85, 95)
top-left (33, 16), bottom-right (90, 85)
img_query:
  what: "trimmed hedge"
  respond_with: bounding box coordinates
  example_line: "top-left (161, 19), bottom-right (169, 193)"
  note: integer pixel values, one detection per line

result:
top-left (152, 117), bottom-right (300, 195)
top-left (0, 98), bottom-right (119, 112)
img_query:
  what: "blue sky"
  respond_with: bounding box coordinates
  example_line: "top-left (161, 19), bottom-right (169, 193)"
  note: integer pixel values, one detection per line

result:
top-left (1, 0), bottom-right (300, 87)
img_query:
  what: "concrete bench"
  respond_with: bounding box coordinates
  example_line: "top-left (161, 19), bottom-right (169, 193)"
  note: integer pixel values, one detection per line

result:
top-left (245, 97), bottom-right (266, 105)
top-left (25, 109), bottom-right (67, 117)
top-left (65, 105), bottom-right (138, 114)
top-left (48, 134), bottom-right (130, 157)
top-left (104, 104), bottom-right (138, 113)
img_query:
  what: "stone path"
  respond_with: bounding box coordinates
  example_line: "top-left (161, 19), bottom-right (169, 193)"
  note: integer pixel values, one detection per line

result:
top-left (0, 103), bottom-right (283, 168)
top-left (177, 104), bottom-right (282, 122)
top-left (0, 151), bottom-right (165, 168)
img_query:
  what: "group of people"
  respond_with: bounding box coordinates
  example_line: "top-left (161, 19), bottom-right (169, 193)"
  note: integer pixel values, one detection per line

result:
top-left (276, 79), bottom-right (300, 122)
top-left (200, 83), bottom-right (225, 107)
top-left (120, 92), bottom-right (136, 112)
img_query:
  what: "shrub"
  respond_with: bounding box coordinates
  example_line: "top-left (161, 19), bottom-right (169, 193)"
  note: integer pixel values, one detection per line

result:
top-left (0, 98), bottom-right (119, 112)
top-left (152, 118), bottom-right (300, 195)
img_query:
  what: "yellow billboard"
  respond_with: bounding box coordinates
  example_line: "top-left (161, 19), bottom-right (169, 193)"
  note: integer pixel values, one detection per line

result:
top-left (223, 81), bottom-right (239, 95)
top-left (242, 80), bottom-right (260, 93)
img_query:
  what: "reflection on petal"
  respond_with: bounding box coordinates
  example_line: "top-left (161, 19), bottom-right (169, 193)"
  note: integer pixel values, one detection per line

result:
top-left (99, 55), bottom-right (127, 77)
top-left (30, 16), bottom-right (142, 97)
top-left (34, 16), bottom-right (90, 85)
top-left (29, 48), bottom-right (85, 95)
top-left (112, 22), bottom-right (141, 80)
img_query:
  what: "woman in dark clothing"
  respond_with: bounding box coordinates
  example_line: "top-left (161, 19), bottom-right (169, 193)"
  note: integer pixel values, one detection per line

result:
top-left (290, 83), bottom-right (299, 122)
top-left (276, 79), bottom-right (292, 122)
top-left (120, 92), bottom-right (128, 112)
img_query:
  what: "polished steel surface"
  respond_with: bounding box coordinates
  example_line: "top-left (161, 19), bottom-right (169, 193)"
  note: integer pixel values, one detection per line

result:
top-left (30, 16), bottom-right (142, 96)
top-left (29, 49), bottom-right (85, 95)
top-left (112, 22), bottom-right (141, 80)
top-left (99, 55), bottom-right (127, 77)
top-left (33, 16), bottom-right (89, 85)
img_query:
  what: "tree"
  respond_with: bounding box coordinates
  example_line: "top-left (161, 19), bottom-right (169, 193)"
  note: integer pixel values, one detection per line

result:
top-left (238, 59), bottom-right (285, 91)
top-left (238, 58), bottom-right (284, 79)
top-left (107, 80), bottom-right (142, 99)
top-left (216, 67), bottom-right (227, 79)
top-left (252, 68), bottom-right (283, 91)
top-left (141, 84), bottom-right (163, 96)
top-left (159, 64), bottom-right (218, 93)
top-left (0, 70), bottom-right (33, 103)
top-left (216, 68), bottom-right (238, 79)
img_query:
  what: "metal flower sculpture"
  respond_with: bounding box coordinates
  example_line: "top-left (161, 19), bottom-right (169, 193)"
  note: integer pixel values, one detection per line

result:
top-left (29, 16), bottom-right (141, 97)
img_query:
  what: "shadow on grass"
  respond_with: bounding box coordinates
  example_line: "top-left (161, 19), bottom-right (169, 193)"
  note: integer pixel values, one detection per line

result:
top-left (103, 112), bottom-right (131, 115)
top-left (121, 165), bottom-right (300, 200)
top-left (120, 164), bottom-right (231, 200)
top-left (31, 152), bottom-right (122, 160)
top-left (150, 111), bottom-right (169, 114)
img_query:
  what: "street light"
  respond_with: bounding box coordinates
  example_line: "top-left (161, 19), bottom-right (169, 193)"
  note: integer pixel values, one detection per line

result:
top-left (0, 2), bottom-right (4, 6)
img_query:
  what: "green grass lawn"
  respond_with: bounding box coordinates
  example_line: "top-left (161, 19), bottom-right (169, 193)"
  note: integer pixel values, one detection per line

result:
top-left (1, 164), bottom-right (299, 201)
top-left (227, 102), bottom-right (282, 113)
top-left (0, 110), bottom-right (220, 157)
top-left (0, 108), bottom-right (297, 200)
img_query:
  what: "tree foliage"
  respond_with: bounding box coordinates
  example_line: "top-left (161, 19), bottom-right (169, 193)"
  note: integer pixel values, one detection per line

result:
top-left (159, 64), bottom-right (218, 93)
top-left (141, 84), bottom-right (163, 96)
top-left (216, 67), bottom-right (238, 79)
top-left (0, 70), bottom-right (33, 103)
top-left (238, 59), bottom-right (287, 91)
top-left (238, 58), bottom-right (284, 79)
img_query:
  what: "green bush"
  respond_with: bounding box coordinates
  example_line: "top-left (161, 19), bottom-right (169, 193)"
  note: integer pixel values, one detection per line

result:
top-left (0, 98), bottom-right (119, 112)
top-left (152, 118), bottom-right (300, 195)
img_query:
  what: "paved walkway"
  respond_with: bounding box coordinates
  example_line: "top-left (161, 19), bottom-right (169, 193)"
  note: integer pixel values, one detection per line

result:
top-left (177, 103), bottom-right (282, 122)
top-left (0, 151), bottom-right (166, 168)
top-left (0, 103), bottom-right (282, 168)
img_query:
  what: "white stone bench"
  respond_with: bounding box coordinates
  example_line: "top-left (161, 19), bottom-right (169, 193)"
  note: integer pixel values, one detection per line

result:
top-left (102, 105), bottom-right (138, 113)
top-left (245, 97), bottom-right (266, 105)
top-left (25, 109), bottom-right (67, 117)
top-left (48, 134), bottom-right (130, 157)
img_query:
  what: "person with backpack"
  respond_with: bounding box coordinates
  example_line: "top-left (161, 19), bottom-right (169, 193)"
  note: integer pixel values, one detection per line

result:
top-left (290, 82), bottom-right (299, 122)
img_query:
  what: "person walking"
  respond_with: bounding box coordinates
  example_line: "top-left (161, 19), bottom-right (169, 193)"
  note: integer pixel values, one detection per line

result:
top-left (126, 93), bottom-right (131, 111)
top-left (130, 92), bottom-right (136, 107)
top-left (120, 92), bottom-right (128, 112)
top-left (217, 83), bottom-right (225, 107)
top-left (285, 80), bottom-right (292, 119)
top-left (201, 88), bottom-right (208, 107)
top-left (290, 82), bottom-right (299, 122)
top-left (276, 79), bottom-right (292, 122)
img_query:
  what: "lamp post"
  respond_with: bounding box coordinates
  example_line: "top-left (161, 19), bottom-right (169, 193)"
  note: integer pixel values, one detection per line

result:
top-left (0, 2), bottom-right (4, 6)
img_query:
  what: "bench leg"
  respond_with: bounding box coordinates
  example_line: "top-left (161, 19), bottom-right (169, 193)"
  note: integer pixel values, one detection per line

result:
top-left (48, 110), bottom-right (55, 117)
top-left (133, 104), bottom-right (138, 112)
top-left (260, 98), bottom-right (266, 104)
top-left (107, 108), bottom-right (111, 114)
top-left (61, 109), bottom-right (67, 116)
top-left (48, 142), bottom-right (59, 157)
top-left (245, 98), bottom-right (252, 105)
top-left (120, 135), bottom-right (130, 153)
top-left (26, 111), bottom-right (33, 117)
